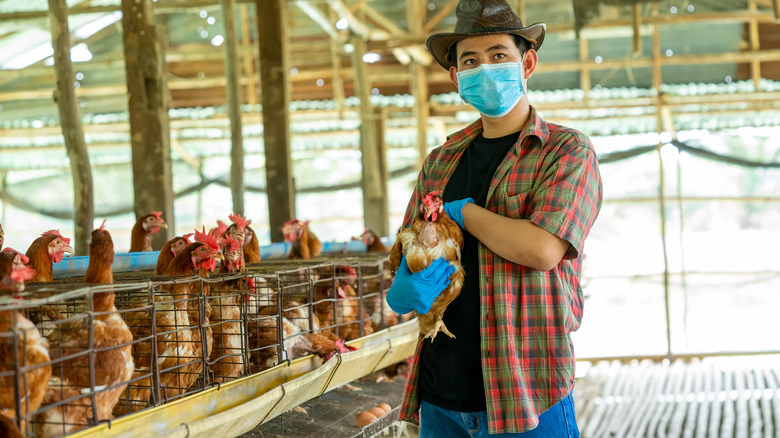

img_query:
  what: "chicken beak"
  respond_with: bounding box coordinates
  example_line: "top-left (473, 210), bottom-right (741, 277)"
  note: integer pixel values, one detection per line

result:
top-left (158, 222), bottom-right (168, 229)
top-left (63, 245), bottom-right (74, 254)
top-left (213, 252), bottom-right (224, 261)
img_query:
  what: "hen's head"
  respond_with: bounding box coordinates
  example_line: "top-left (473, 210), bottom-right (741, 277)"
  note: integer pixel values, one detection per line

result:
top-left (43, 230), bottom-right (73, 263)
top-left (89, 219), bottom-right (114, 263)
top-left (220, 235), bottom-right (244, 272)
top-left (192, 227), bottom-right (223, 272)
top-left (170, 233), bottom-right (193, 257)
top-left (227, 213), bottom-right (251, 243)
top-left (282, 219), bottom-right (306, 242)
top-left (0, 265), bottom-right (35, 295)
top-left (242, 226), bottom-right (255, 246)
top-left (1, 248), bottom-right (29, 271)
top-left (141, 211), bottom-right (168, 234)
top-left (420, 191), bottom-right (444, 222)
top-left (360, 228), bottom-right (377, 246)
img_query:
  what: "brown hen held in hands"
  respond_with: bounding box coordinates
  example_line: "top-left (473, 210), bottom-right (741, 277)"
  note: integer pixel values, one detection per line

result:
top-left (388, 192), bottom-right (464, 341)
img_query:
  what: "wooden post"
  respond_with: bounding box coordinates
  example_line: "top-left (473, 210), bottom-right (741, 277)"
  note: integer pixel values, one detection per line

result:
top-left (329, 7), bottom-right (346, 118)
top-left (579, 36), bottom-right (590, 102)
top-left (221, 0), bottom-right (245, 215)
top-left (749, 1), bottom-right (762, 92)
top-left (258, 0), bottom-right (294, 243)
top-left (408, 0), bottom-right (430, 169)
top-left (122, 0), bottom-right (174, 249)
top-left (651, 4), bottom-right (664, 134)
top-left (48, 0), bottom-right (93, 256)
top-left (351, 36), bottom-right (389, 237)
top-left (239, 5), bottom-right (257, 107)
top-left (632, 3), bottom-right (643, 55)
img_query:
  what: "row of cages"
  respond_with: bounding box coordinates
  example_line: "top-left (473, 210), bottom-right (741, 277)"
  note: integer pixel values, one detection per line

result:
top-left (0, 256), bottom-right (403, 437)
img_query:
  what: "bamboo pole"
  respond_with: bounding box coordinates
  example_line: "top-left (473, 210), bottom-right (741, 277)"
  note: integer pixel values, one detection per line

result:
top-left (328, 7), bottom-right (346, 118)
top-left (632, 3), bottom-right (642, 55)
top-left (423, 0), bottom-right (458, 32)
top-left (47, 0), bottom-right (93, 256)
top-left (221, 0), bottom-right (245, 215)
top-left (579, 35), bottom-right (590, 101)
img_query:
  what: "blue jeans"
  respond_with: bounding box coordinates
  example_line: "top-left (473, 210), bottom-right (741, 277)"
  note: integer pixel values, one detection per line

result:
top-left (420, 392), bottom-right (579, 438)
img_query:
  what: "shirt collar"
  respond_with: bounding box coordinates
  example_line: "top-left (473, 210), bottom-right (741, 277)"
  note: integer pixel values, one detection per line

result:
top-left (443, 105), bottom-right (549, 151)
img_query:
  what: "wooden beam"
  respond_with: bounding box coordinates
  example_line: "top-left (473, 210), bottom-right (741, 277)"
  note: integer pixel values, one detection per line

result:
top-left (258, 0), bottom-right (294, 242)
top-left (350, 36), bottom-right (388, 236)
top-left (328, 7), bottom-right (346, 118)
top-left (122, 0), bottom-right (175, 248)
top-left (294, 0), bottom-right (338, 39)
top-left (774, 0), bottom-right (780, 21)
top-left (651, 3), bottom-right (664, 134)
top-left (48, 0), bottom-right (93, 256)
top-left (363, 3), bottom-right (431, 65)
top-left (221, 0), bottom-right (245, 215)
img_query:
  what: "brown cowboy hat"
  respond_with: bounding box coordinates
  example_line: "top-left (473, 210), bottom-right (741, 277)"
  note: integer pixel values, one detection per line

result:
top-left (426, 0), bottom-right (546, 70)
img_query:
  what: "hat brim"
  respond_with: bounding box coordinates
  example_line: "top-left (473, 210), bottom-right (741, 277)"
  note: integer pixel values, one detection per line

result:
top-left (425, 23), bottom-right (546, 70)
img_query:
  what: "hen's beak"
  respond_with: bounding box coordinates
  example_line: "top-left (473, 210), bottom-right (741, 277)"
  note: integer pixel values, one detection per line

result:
top-left (63, 245), bottom-right (74, 254)
top-left (212, 252), bottom-right (224, 261)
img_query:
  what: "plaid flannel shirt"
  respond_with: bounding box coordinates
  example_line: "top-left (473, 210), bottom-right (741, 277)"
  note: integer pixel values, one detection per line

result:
top-left (398, 106), bottom-right (603, 434)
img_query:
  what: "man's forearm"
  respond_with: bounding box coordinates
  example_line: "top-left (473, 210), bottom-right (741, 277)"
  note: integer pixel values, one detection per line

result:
top-left (461, 203), bottom-right (569, 270)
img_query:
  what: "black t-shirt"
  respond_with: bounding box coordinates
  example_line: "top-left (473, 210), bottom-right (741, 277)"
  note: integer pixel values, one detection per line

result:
top-left (418, 130), bottom-right (521, 412)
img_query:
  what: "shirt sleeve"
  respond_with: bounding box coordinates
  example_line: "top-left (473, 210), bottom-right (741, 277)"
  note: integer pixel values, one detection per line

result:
top-left (528, 136), bottom-right (603, 260)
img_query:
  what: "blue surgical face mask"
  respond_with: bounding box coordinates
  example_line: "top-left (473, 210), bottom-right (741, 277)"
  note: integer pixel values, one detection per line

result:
top-left (456, 61), bottom-right (526, 118)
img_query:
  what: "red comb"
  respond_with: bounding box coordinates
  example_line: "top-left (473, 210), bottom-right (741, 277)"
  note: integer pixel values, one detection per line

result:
top-left (221, 235), bottom-right (241, 252)
top-left (215, 220), bottom-right (229, 239)
top-left (2, 248), bottom-right (29, 265)
top-left (194, 226), bottom-right (220, 251)
top-left (341, 266), bottom-right (357, 277)
top-left (228, 213), bottom-right (251, 230)
top-left (42, 230), bottom-right (70, 244)
top-left (181, 233), bottom-right (194, 243)
top-left (150, 211), bottom-right (164, 221)
top-left (10, 266), bottom-right (35, 283)
top-left (98, 219), bottom-right (107, 231)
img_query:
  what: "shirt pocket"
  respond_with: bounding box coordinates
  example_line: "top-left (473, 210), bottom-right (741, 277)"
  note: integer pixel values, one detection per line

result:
top-left (501, 190), bottom-right (532, 219)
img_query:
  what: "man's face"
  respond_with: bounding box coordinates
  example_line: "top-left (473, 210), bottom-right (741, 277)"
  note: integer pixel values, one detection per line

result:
top-left (448, 34), bottom-right (537, 88)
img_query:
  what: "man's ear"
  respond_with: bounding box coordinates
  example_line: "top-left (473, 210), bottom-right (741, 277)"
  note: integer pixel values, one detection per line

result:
top-left (523, 49), bottom-right (538, 80)
top-left (449, 66), bottom-right (459, 88)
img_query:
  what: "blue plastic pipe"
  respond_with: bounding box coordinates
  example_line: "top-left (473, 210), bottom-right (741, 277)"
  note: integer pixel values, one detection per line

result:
top-left (52, 238), bottom-right (395, 279)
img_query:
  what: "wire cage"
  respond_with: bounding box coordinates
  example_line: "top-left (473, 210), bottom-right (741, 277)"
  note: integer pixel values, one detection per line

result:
top-left (1, 253), bottom-right (403, 437)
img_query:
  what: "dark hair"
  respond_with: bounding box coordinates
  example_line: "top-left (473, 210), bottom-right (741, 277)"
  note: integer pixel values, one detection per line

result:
top-left (447, 34), bottom-right (530, 69)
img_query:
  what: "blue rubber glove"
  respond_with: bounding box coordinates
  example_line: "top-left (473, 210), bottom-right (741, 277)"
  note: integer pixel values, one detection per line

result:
top-left (387, 256), bottom-right (455, 315)
top-left (443, 197), bottom-right (475, 229)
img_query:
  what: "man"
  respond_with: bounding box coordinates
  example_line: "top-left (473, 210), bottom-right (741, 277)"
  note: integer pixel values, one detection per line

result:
top-left (386, 0), bottom-right (603, 436)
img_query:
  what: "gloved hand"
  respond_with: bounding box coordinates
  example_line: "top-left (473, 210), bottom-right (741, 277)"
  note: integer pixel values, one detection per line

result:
top-left (443, 198), bottom-right (475, 229)
top-left (387, 256), bottom-right (455, 315)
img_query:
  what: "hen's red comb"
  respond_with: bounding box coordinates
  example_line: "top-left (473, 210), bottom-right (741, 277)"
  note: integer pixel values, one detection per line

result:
top-left (181, 233), bottom-right (194, 243)
top-left (341, 266), bottom-right (357, 277)
top-left (228, 213), bottom-right (251, 230)
top-left (282, 218), bottom-right (299, 228)
top-left (10, 266), bottom-right (35, 283)
top-left (221, 235), bottom-right (241, 252)
top-left (215, 220), bottom-right (229, 239)
top-left (2, 248), bottom-right (29, 265)
top-left (42, 230), bottom-right (71, 244)
top-left (98, 219), bottom-right (107, 231)
top-left (194, 226), bottom-right (220, 251)
top-left (150, 211), bottom-right (164, 221)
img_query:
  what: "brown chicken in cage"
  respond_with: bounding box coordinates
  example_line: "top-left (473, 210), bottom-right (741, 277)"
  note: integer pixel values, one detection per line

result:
top-left (0, 251), bottom-right (50, 433)
top-left (253, 300), bottom-right (352, 370)
top-left (24, 230), bottom-right (73, 283)
top-left (155, 233), bottom-right (193, 275)
top-left (209, 234), bottom-right (246, 382)
top-left (388, 191), bottom-right (465, 341)
top-left (33, 221), bottom-right (134, 437)
top-left (129, 211), bottom-right (168, 252)
top-left (241, 224), bottom-right (261, 264)
top-left (313, 266), bottom-right (373, 341)
top-left (117, 228), bottom-right (223, 414)
top-left (283, 219), bottom-right (322, 259)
